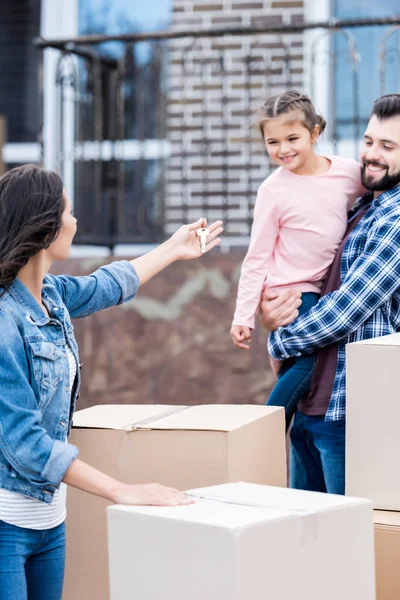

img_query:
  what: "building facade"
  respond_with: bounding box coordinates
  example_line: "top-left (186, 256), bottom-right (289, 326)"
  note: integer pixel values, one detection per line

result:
top-left (1, 0), bottom-right (400, 245)
top-left (1, 1), bottom-right (399, 408)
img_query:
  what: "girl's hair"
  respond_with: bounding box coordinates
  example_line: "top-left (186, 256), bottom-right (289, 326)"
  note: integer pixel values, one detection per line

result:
top-left (256, 90), bottom-right (326, 139)
top-left (0, 164), bottom-right (65, 292)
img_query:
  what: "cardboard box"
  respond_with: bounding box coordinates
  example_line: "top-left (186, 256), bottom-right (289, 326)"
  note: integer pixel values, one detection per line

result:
top-left (374, 510), bottom-right (400, 600)
top-left (64, 404), bottom-right (286, 600)
top-left (107, 481), bottom-right (375, 600)
top-left (346, 333), bottom-right (400, 509)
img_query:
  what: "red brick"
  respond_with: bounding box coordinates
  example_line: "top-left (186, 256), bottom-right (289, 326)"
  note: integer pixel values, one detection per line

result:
top-left (193, 4), bottom-right (223, 11)
top-left (271, 0), bottom-right (303, 7)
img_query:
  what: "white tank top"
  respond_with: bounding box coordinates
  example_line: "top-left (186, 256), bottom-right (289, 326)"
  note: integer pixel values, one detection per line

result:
top-left (0, 345), bottom-right (77, 530)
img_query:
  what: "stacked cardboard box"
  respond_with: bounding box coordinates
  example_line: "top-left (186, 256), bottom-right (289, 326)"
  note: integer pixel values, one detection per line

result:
top-left (374, 512), bottom-right (400, 600)
top-left (107, 482), bottom-right (376, 600)
top-left (63, 403), bottom-right (286, 600)
top-left (346, 333), bottom-right (400, 599)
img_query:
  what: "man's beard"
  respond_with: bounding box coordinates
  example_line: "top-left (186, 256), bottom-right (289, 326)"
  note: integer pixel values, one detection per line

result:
top-left (361, 161), bottom-right (400, 191)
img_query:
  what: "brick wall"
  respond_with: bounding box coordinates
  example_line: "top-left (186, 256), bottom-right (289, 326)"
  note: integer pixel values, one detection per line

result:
top-left (166, 0), bottom-right (305, 237)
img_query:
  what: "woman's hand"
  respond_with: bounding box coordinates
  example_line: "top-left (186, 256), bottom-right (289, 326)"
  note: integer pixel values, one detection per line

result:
top-left (169, 218), bottom-right (223, 261)
top-left (109, 483), bottom-right (195, 506)
top-left (64, 459), bottom-right (195, 507)
top-left (130, 218), bottom-right (223, 286)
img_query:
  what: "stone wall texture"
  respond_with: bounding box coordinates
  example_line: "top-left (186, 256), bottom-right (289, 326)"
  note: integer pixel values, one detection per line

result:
top-left (52, 252), bottom-right (276, 411)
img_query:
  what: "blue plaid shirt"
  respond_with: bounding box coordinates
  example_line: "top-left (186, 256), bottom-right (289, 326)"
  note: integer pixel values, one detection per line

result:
top-left (268, 184), bottom-right (400, 421)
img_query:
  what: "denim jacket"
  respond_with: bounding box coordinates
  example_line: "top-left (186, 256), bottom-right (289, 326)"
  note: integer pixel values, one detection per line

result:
top-left (0, 260), bottom-right (139, 503)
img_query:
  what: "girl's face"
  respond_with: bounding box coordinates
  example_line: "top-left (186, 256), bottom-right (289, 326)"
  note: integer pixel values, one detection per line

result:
top-left (262, 110), bottom-right (319, 174)
top-left (47, 193), bottom-right (77, 261)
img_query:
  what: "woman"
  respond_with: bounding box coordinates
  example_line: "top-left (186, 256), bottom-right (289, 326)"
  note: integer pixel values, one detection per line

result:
top-left (0, 164), bottom-right (223, 599)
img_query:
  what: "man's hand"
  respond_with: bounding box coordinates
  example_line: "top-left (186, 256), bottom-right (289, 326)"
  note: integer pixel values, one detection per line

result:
top-left (269, 355), bottom-right (283, 377)
top-left (259, 288), bottom-right (302, 331)
top-left (230, 325), bottom-right (252, 350)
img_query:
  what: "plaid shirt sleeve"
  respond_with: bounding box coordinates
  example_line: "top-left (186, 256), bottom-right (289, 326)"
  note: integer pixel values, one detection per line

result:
top-left (268, 211), bottom-right (400, 360)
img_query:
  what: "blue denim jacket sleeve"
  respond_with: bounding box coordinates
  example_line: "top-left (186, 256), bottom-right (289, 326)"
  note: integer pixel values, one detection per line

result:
top-left (46, 260), bottom-right (140, 319)
top-left (0, 311), bottom-right (79, 487)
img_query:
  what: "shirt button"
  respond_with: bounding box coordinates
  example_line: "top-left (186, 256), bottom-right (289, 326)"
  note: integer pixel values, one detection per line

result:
top-left (42, 489), bottom-right (51, 495)
top-left (60, 420), bottom-right (66, 427)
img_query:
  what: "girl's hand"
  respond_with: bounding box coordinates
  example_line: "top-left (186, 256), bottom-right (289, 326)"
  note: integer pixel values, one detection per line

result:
top-left (230, 325), bottom-right (252, 350)
top-left (169, 218), bottom-right (223, 261)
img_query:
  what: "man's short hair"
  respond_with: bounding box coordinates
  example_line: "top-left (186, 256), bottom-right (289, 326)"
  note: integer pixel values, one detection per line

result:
top-left (372, 94), bottom-right (400, 120)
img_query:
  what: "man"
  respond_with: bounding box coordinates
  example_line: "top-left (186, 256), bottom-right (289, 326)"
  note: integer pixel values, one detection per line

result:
top-left (260, 93), bottom-right (400, 495)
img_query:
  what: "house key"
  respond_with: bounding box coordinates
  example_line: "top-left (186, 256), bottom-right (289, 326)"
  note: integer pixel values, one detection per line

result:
top-left (197, 227), bottom-right (209, 254)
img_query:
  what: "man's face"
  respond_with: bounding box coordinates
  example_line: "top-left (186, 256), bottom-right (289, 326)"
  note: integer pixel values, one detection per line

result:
top-left (360, 115), bottom-right (400, 195)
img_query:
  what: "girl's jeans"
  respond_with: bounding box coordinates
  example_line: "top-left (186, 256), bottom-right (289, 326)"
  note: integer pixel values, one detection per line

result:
top-left (266, 292), bottom-right (319, 431)
top-left (0, 520), bottom-right (65, 600)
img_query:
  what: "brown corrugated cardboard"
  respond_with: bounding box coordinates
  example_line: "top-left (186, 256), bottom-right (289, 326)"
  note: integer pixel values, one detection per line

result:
top-left (346, 333), bottom-right (400, 509)
top-left (374, 511), bottom-right (400, 600)
top-left (64, 404), bottom-right (286, 600)
top-left (108, 482), bottom-right (375, 600)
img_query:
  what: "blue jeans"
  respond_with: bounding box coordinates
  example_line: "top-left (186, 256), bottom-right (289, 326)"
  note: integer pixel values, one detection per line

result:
top-left (290, 411), bottom-right (346, 494)
top-left (266, 292), bottom-right (319, 431)
top-left (0, 521), bottom-right (65, 600)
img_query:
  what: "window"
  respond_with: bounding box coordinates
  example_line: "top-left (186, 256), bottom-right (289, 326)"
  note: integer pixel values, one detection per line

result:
top-left (72, 0), bottom-right (171, 244)
top-left (0, 0), bottom-right (41, 143)
top-left (79, 0), bottom-right (170, 54)
top-left (333, 0), bottom-right (400, 142)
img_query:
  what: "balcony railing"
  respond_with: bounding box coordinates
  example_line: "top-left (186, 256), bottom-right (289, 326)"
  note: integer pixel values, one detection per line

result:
top-left (35, 16), bottom-right (400, 248)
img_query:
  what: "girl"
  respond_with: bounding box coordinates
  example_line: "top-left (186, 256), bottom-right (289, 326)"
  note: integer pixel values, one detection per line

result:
top-left (0, 164), bottom-right (223, 600)
top-left (230, 90), bottom-right (364, 431)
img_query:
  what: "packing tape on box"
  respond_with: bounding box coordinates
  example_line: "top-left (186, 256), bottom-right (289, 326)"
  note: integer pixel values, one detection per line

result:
top-left (187, 491), bottom-right (320, 546)
top-left (124, 406), bottom-right (190, 431)
top-left (186, 491), bottom-right (309, 514)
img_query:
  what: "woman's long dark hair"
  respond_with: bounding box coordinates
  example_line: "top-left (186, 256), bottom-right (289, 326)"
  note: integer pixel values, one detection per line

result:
top-left (0, 164), bottom-right (65, 292)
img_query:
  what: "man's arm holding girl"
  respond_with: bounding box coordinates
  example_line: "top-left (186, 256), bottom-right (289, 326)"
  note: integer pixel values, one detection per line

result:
top-left (264, 213), bottom-right (400, 359)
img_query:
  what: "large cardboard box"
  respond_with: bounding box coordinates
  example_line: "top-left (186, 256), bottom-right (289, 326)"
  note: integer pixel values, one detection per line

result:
top-left (107, 481), bottom-right (375, 600)
top-left (64, 404), bottom-right (286, 600)
top-left (346, 333), bottom-right (400, 509)
top-left (374, 510), bottom-right (400, 600)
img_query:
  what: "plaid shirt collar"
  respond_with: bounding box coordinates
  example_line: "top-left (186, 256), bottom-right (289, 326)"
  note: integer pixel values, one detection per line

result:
top-left (372, 183), bottom-right (400, 209)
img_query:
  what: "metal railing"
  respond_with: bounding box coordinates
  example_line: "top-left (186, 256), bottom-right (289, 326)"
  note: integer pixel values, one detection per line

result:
top-left (35, 16), bottom-right (400, 248)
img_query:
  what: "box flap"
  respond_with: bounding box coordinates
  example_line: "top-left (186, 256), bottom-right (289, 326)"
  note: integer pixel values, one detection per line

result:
top-left (350, 332), bottom-right (400, 347)
top-left (72, 404), bottom-right (183, 430)
top-left (139, 404), bottom-right (282, 432)
top-left (374, 510), bottom-right (400, 527)
top-left (187, 482), bottom-right (370, 511)
top-left (108, 482), bottom-right (371, 529)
